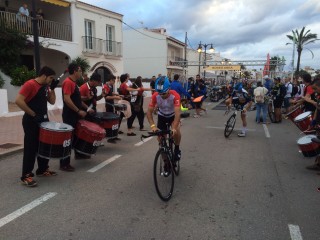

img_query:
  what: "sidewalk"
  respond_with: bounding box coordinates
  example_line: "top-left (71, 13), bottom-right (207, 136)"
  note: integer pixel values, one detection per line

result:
top-left (0, 98), bottom-right (152, 158)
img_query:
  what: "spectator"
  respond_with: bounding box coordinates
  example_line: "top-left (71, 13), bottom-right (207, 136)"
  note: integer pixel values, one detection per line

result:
top-left (17, 3), bottom-right (29, 29)
top-left (283, 76), bottom-right (293, 114)
top-left (271, 77), bottom-right (286, 123)
top-left (253, 81), bottom-right (268, 124)
top-left (191, 74), bottom-right (207, 117)
top-left (263, 75), bottom-right (273, 92)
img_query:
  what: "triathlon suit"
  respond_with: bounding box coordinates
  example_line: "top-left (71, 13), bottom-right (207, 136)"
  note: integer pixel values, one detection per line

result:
top-left (231, 88), bottom-right (252, 110)
top-left (19, 79), bottom-right (51, 177)
top-left (149, 90), bottom-right (180, 130)
top-left (61, 77), bottom-right (82, 166)
top-left (103, 83), bottom-right (114, 113)
top-left (79, 82), bottom-right (98, 111)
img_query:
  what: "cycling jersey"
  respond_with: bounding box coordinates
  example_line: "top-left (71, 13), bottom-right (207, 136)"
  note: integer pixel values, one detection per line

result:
top-left (149, 90), bottom-right (180, 118)
top-left (231, 88), bottom-right (252, 106)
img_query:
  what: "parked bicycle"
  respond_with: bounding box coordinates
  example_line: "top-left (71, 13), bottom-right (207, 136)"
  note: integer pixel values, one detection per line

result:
top-left (267, 94), bottom-right (276, 123)
top-left (141, 129), bottom-right (180, 201)
top-left (224, 103), bottom-right (242, 138)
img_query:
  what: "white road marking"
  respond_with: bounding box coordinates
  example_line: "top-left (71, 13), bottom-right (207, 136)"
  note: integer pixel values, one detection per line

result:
top-left (206, 126), bottom-right (256, 132)
top-left (87, 154), bottom-right (122, 173)
top-left (288, 224), bottom-right (303, 240)
top-left (263, 124), bottom-right (271, 138)
top-left (0, 192), bottom-right (57, 228)
top-left (135, 136), bottom-right (153, 146)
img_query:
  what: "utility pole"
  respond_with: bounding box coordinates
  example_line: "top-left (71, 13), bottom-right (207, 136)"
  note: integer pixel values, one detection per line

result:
top-left (31, 0), bottom-right (40, 75)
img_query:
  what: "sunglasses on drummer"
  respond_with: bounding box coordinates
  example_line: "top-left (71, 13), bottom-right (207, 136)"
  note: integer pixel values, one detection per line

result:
top-left (159, 91), bottom-right (169, 96)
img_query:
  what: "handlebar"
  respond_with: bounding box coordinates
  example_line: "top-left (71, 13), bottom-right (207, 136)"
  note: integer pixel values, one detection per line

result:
top-left (141, 129), bottom-right (172, 141)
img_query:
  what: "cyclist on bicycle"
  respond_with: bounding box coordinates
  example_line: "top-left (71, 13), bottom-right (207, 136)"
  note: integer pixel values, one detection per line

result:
top-left (225, 82), bottom-right (252, 137)
top-left (147, 76), bottom-right (182, 160)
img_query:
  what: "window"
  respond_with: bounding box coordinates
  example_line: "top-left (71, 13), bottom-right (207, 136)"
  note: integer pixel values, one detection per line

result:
top-left (85, 20), bottom-right (94, 50)
top-left (106, 25), bottom-right (114, 53)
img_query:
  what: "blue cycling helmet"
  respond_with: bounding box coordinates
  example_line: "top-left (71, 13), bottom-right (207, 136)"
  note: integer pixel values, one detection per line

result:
top-left (234, 82), bottom-right (243, 92)
top-left (155, 76), bottom-right (170, 93)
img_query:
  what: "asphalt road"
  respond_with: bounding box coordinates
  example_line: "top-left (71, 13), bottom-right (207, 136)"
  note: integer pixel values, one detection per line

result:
top-left (0, 100), bottom-right (320, 240)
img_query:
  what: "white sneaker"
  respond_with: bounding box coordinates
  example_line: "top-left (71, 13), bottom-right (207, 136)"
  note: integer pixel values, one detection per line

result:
top-left (237, 132), bottom-right (246, 137)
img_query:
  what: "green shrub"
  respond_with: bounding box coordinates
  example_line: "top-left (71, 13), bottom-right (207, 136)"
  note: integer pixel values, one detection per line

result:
top-left (10, 66), bottom-right (36, 86)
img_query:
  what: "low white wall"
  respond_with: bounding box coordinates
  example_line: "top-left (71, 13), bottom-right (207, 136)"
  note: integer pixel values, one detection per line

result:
top-left (0, 89), bottom-right (9, 116)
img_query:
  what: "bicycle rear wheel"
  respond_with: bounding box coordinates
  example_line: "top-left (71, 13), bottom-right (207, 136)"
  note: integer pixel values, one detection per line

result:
top-left (268, 102), bottom-right (276, 123)
top-left (154, 149), bottom-right (174, 201)
top-left (224, 114), bottom-right (236, 138)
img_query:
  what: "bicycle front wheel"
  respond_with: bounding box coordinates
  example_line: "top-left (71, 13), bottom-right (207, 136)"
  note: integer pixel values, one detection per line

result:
top-left (268, 102), bottom-right (276, 123)
top-left (224, 114), bottom-right (236, 138)
top-left (154, 149), bottom-right (174, 201)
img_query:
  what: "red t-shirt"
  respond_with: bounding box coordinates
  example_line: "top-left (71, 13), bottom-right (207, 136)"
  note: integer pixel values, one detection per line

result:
top-left (119, 83), bottom-right (129, 95)
top-left (79, 82), bottom-right (90, 97)
top-left (103, 84), bottom-right (112, 95)
top-left (62, 77), bottom-right (76, 95)
top-left (19, 79), bottom-right (49, 103)
top-left (304, 85), bottom-right (314, 96)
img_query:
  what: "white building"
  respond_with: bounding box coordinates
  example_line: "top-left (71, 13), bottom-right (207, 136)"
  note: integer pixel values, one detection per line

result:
top-left (0, 0), bottom-right (124, 101)
top-left (123, 28), bottom-right (186, 80)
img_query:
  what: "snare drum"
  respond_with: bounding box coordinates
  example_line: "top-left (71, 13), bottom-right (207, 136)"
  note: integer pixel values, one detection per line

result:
top-left (91, 112), bottom-right (120, 139)
top-left (114, 104), bottom-right (127, 112)
top-left (286, 106), bottom-right (303, 122)
top-left (297, 135), bottom-right (320, 157)
top-left (38, 122), bottom-right (73, 159)
top-left (294, 111), bottom-right (312, 132)
top-left (73, 120), bottom-right (106, 156)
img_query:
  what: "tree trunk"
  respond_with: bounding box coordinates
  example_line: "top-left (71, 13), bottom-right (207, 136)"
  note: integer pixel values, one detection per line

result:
top-left (296, 49), bottom-right (302, 73)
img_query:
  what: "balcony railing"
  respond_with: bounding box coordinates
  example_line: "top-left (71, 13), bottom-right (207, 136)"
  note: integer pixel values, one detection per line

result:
top-left (82, 36), bottom-right (122, 57)
top-left (168, 56), bottom-right (186, 67)
top-left (0, 11), bottom-right (72, 41)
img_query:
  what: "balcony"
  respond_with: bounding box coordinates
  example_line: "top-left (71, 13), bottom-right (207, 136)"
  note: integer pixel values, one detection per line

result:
top-left (0, 11), bottom-right (72, 41)
top-left (168, 56), bottom-right (186, 67)
top-left (82, 36), bottom-right (122, 58)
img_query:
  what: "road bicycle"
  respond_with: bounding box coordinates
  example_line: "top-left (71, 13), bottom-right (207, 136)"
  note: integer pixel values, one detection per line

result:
top-left (267, 95), bottom-right (276, 123)
top-left (141, 129), bottom-right (180, 201)
top-left (224, 103), bottom-right (242, 138)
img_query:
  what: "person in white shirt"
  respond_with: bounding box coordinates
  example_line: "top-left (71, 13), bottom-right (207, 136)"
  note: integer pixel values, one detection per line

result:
top-left (284, 76), bottom-right (293, 114)
top-left (17, 3), bottom-right (29, 23)
top-left (253, 81), bottom-right (268, 124)
top-left (126, 73), bottom-right (133, 87)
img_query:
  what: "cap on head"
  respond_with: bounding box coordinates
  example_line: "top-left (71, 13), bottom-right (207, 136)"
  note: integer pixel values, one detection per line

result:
top-left (263, 75), bottom-right (269, 79)
top-left (155, 76), bottom-right (170, 94)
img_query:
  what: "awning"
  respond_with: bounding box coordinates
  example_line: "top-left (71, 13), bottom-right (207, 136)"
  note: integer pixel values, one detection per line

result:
top-left (40, 0), bottom-right (70, 7)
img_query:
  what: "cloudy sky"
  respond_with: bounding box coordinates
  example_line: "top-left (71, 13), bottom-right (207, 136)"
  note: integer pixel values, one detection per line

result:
top-left (81, 0), bottom-right (320, 70)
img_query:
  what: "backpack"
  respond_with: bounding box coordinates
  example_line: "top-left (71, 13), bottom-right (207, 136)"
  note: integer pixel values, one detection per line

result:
top-left (255, 87), bottom-right (266, 103)
top-left (291, 84), bottom-right (299, 97)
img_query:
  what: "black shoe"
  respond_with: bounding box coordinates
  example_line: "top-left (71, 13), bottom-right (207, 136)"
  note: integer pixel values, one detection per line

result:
top-left (107, 139), bottom-right (117, 144)
top-left (114, 137), bottom-right (121, 141)
top-left (36, 169), bottom-right (58, 177)
top-left (163, 163), bottom-right (171, 177)
top-left (127, 132), bottom-right (136, 136)
top-left (59, 165), bottom-right (75, 172)
top-left (21, 174), bottom-right (37, 187)
top-left (174, 149), bottom-right (181, 161)
top-left (118, 130), bottom-right (124, 134)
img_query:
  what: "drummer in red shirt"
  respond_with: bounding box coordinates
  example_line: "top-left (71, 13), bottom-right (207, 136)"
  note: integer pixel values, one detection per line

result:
top-left (79, 73), bottom-right (104, 113)
top-left (15, 66), bottom-right (58, 187)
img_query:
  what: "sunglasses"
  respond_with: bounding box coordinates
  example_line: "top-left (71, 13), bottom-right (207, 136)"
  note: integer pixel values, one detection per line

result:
top-left (159, 91), bottom-right (168, 96)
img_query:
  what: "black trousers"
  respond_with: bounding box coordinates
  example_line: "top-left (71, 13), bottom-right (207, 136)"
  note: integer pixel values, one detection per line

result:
top-left (127, 104), bottom-right (144, 129)
top-left (22, 117), bottom-right (49, 177)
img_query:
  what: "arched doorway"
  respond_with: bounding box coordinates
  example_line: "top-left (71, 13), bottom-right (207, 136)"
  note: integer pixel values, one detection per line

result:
top-left (94, 67), bottom-right (111, 83)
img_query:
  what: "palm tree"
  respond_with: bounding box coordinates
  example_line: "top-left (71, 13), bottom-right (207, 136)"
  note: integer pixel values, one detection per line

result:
top-left (286, 26), bottom-right (318, 72)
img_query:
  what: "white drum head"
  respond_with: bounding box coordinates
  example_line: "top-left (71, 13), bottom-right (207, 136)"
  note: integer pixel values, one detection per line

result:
top-left (297, 135), bottom-right (316, 145)
top-left (40, 122), bottom-right (73, 131)
top-left (294, 111), bottom-right (312, 122)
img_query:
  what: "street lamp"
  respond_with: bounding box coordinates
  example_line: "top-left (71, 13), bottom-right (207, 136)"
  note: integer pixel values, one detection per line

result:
top-left (197, 41), bottom-right (214, 79)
